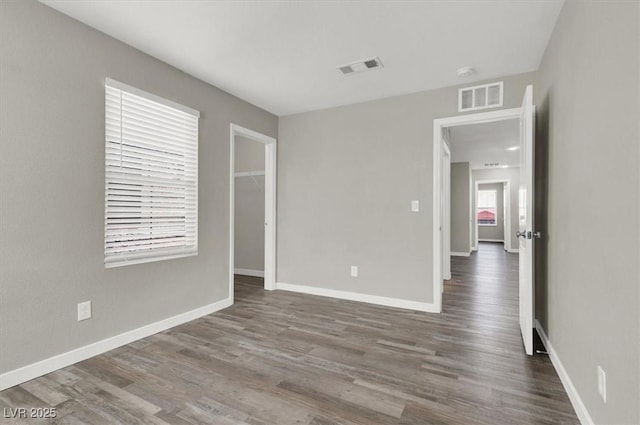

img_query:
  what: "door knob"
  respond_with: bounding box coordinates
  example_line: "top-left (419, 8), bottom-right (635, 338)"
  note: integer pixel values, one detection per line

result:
top-left (518, 230), bottom-right (542, 239)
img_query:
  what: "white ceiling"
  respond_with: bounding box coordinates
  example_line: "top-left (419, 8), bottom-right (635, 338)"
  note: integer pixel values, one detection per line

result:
top-left (41, 1), bottom-right (563, 116)
top-left (448, 119), bottom-right (520, 169)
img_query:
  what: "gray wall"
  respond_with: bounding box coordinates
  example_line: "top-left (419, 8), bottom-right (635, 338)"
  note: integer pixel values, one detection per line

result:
top-left (234, 137), bottom-right (265, 272)
top-left (472, 167), bottom-right (520, 250)
top-left (534, 1), bottom-right (639, 423)
top-left (477, 183), bottom-right (504, 241)
top-left (0, 1), bottom-right (277, 374)
top-left (450, 162), bottom-right (471, 254)
top-left (278, 72), bottom-right (534, 303)
top-left (235, 136), bottom-right (266, 173)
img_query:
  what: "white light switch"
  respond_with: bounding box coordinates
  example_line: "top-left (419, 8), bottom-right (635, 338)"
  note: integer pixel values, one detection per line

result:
top-left (411, 200), bottom-right (420, 212)
top-left (350, 266), bottom-right (358, 277)
top-left (77, 301), bottom-right (92, 321)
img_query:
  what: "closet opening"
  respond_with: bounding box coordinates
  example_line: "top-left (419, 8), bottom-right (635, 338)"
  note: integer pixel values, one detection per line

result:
top-left (229, 124), bottom-right (277, 301)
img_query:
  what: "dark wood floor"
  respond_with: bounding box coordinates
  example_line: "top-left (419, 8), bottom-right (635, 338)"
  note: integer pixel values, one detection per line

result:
top-left (0, 242), bottom-right (578, 424)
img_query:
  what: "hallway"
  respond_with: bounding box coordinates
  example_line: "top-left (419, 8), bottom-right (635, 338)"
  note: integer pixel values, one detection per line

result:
top-left (446, 241), bottom-right (519, 327)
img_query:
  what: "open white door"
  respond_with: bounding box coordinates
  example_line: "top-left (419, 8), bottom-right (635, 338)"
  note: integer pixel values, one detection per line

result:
top-left (518, 85), bottom-right (535, 355)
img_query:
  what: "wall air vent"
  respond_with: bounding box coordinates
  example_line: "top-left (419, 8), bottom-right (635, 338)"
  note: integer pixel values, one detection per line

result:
top-left (338, 57), bottom-right (383, 76)
top-left (459, 81), bottom-right (503, 112)
top-left (483, 162), bottom-right (500, 168)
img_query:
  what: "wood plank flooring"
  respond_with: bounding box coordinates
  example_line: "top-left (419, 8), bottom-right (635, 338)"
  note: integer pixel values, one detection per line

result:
top-left (0, 242), bottom-right (579, 424)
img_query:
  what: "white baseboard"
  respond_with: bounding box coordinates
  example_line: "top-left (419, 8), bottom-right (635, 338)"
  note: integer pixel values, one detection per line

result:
top-left (507, 249), bottom-right (520, 253)
top-left (0, 297), bottom-right (233, 391)
top-left (275, 282), bottom-right (438, 313)
top-left (450, 251), bottom-right (471, 257)
top-left (478, 239), bottom-right (504, 243)
top-left (234, 268), bottom-right (264, 278)
top-left (535, 320), bottom-right (593, 425)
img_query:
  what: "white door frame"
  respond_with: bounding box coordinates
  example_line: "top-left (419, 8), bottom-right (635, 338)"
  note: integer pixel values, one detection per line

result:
top-left (474, 179), bottom-right (511, 251)
top-left (229, 124), bottom-right (277, 302)
top-left (441, 142), bottom-right (451, 281)
top-left (432, 107), bottom-right (520, 312)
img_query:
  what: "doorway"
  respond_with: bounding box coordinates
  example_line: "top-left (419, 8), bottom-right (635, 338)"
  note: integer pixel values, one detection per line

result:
top-left (433, 85), bottom-right (536, 355)
top-left (229, 124), bottom-right (277, 302)
top-left (432, 108), bottom-right (521, 312)
top-left (474, 179), bottom-right (512, 252)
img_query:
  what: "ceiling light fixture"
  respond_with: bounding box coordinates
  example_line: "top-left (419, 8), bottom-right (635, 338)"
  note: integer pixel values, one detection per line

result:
top-left (506, 146), bottom-right (520, 151)
top-left (457, 66), bottom-right (475, 78)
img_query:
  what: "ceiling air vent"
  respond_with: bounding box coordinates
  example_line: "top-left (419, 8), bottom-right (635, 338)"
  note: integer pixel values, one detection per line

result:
top-left (338, 57), bottom-right (383, 76)
top-left (339, 65), bottom-right (355, 74)
top-left (459, 81), bottom-right (503, 112)
top-left (363, 59), bottom-right (380, 69)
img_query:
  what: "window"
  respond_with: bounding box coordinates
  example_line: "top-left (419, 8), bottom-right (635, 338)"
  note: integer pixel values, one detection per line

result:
top-left (104, 78), bottom-right (199, 267)
top-left (477, 190), bottom-right (497, 226)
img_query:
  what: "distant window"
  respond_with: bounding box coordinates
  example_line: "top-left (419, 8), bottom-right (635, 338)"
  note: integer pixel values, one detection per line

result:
top-left (104, 78), bottom-right (199, 268)
top-left (477, 190), bottom-right (497, 226)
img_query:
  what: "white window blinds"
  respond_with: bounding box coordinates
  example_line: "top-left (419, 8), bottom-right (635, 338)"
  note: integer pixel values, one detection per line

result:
top-left (104, 78), bottom-right (199, 268)
top-left (477, 190), bottom-right (496, 209)
top-left (477, 190), bottom-right (497, 226)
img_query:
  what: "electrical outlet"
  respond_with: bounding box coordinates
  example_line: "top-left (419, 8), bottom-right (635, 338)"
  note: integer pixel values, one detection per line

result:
top-left (411, 200), bottom-right (420, 212)
top-left (77, 301), bottom-right (92, 321)
top-left (597, 366), bottom-right (606, 403)
top-left (350, 266), bottom-right (358, 277)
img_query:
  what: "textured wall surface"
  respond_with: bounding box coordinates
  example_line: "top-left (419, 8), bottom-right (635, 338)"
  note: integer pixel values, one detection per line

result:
top-left (450, 162), bottom-right (471, 253)
top-left (534, 1), bottom-right (639, 423)
top-left (277, 72), bottom-right (533, 303)
top-left (234, 137), bottom-right (265, 272)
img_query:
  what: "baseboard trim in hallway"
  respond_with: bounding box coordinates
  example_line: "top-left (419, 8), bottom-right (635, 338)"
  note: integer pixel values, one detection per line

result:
top-left (0, 297), bottom-right (233, 391)
top-left (234, 268), bottom-right (265, 277)
top-left (275, 282), bottom-right (438, 313)
top-left (536, 319), bottom-right (594, 425)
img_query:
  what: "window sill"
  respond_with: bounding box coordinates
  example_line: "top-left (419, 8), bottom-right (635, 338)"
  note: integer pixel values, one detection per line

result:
top-left (105, 250), bottom-right (197, 268)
